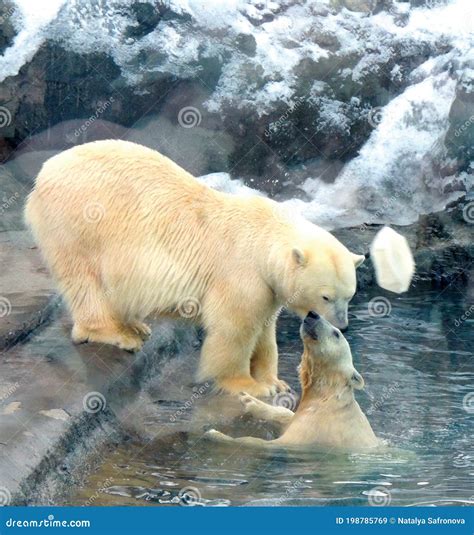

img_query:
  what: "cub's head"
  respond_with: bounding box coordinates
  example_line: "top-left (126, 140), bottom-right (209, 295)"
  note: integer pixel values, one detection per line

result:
top-left (288, 232), bottom-right (364, 330)
top-left (298, 311), bottom-right (364, 392)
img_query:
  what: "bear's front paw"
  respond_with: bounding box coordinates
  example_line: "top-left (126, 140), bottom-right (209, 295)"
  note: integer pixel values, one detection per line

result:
top-left (257, 377), bottom-right (290, 395)
top-left (117, 333), bottom-right (144, 352)
top-left (218, 377), bottom-right (274, 398)
top-left (130, 321), bottom-right (152, 340)
top-left (272, 378), bottom-right (291, 393)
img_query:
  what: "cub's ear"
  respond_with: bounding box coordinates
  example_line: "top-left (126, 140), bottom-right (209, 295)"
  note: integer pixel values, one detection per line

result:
top-left (292, 248), bottom-right (307, 266)
top-left (352, 253), bottom-right (365, 268)
top-left (349, 369), bottom-right (365, 390)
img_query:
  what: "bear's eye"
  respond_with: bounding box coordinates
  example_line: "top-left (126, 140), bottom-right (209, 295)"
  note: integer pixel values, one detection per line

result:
top-left (333, 330), bottom-right (340, 339)
top-left (323, 296), bottom-right (330, 302)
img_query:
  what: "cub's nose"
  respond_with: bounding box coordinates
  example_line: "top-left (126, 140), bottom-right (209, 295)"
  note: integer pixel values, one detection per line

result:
top-left (303, 311), bottom-right (320, 338)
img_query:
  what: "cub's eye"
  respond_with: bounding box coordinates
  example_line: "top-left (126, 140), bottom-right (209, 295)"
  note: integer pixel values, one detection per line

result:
top-left (333, 330), bottom-right (340, 339)
top-left (322, 296), bottom-right (330, 302)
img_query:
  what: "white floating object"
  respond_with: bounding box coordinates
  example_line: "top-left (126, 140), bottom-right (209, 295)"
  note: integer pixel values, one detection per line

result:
top-left (370, 227), bottom-right (415, 294)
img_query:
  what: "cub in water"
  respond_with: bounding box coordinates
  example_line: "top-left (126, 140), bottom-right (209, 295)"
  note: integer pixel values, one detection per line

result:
top-left (207, 312), bottom-right (379, 451)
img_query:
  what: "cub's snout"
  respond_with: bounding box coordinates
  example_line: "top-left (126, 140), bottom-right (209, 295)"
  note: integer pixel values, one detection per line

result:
top-left (302, 310), bottom-right (320, 339)
top-left (300, 311), bottom-right (364, 390)
top-left (301, 310), bottom-right (341, 342)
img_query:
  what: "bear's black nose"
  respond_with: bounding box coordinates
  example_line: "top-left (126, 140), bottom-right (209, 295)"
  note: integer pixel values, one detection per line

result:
top-left (307, 311), bottom-right (320, 320)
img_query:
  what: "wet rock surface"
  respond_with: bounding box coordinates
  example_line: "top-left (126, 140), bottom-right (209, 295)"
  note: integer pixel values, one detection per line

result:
top-left (0, 303), bottom-right (197, 505)
top-left (0, 231), bottom-right (58, 350)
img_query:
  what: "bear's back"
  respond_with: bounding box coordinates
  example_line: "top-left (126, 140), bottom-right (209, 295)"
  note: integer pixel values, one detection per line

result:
top-left (35, 140), bottom-right (199, 191)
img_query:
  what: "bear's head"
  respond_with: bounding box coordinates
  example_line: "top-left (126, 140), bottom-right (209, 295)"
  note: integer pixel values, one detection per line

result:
top-left (286, 228), bottom-right (364, 329)
top-left (299, 311), bottom-right (364, 393)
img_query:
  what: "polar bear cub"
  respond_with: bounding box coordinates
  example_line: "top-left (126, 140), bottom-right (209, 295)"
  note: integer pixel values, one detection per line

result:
top-left (24, 140), bottom-right (365, 397)
top-left (207, 312), bottom-right (379, 450)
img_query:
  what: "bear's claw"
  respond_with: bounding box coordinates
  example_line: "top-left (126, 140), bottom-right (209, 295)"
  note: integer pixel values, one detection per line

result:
top-left (130, 321), bottom-right (152, 340)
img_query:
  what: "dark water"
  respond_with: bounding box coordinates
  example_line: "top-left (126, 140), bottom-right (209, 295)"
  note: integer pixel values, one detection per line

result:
top-left (71, 287), bottom-right (474, 507)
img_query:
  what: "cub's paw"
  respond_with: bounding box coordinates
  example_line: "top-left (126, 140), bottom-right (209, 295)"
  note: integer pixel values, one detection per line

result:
top-left (239, 392), bottom-right (262, 412)
top-left (204, 429), bottom-right (233, 442)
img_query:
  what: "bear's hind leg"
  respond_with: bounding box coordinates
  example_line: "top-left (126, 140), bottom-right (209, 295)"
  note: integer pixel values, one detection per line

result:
top-left (251, 318), bottom-right (290, 393)
top-left (72, 322), bottom-right (144, 352)
top-left (57, 263), bottom-right (143, 352)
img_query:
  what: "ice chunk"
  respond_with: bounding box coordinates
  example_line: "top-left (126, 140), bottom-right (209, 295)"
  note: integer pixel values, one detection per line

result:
top-left (370, 227), bottom-right (415, 294)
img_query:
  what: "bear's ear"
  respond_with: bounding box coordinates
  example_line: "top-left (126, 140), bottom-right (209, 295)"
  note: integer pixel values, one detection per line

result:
top-left (349, 369), bottom-right (365, 390)
top-left (292, 248), bottom-right (307, 266)
top-left (352, 253), bottom-right (365, 268)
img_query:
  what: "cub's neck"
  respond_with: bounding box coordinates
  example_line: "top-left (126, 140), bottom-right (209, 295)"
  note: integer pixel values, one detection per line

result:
top-left (298, 355), bottom-right (355, 411)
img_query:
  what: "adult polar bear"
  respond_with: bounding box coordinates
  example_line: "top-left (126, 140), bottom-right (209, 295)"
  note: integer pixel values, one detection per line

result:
top-left (25, 140), bottom-right (365, 397)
